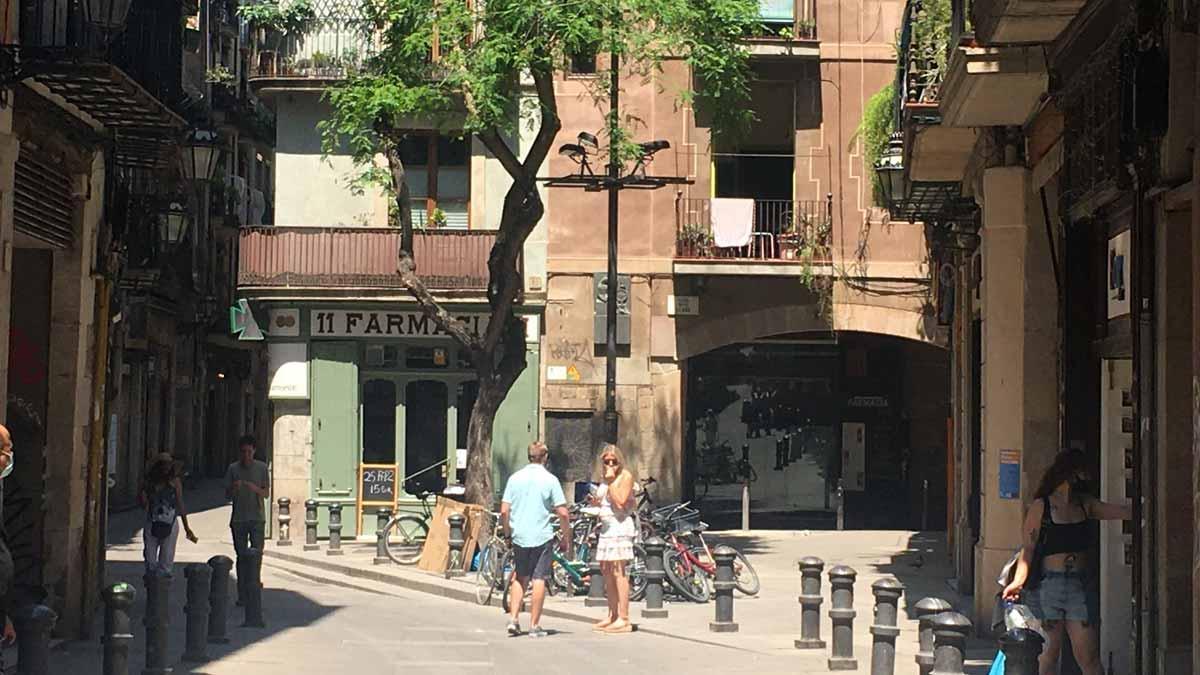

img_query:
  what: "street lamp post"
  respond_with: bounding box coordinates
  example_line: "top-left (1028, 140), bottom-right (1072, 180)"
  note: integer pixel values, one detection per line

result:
top-left (541, 50), bottom-right (691, 444)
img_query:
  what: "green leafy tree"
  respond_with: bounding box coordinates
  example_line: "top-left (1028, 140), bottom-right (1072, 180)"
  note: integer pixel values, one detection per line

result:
top-left (323, 0), bottom-right (758, 507)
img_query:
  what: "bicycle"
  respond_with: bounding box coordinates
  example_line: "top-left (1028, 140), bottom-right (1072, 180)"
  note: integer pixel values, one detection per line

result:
top-left (474, 511), bottom-right (510, 606)
top-left (648, 501), bottom-right (760, 599)
top-left (376, 461), bottom-right (454, 565)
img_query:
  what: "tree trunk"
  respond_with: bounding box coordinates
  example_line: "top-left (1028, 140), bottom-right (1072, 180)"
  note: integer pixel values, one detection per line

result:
top-left (463, 385), bottom-right (502, 509)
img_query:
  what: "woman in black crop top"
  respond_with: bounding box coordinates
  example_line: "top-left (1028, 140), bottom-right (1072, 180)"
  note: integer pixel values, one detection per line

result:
top-left (1001, 449), bottom-right (1130, 675)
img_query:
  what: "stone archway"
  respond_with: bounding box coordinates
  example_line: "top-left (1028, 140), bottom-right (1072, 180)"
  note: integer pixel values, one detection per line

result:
top-left (676, 299), bottom-right (944, 361)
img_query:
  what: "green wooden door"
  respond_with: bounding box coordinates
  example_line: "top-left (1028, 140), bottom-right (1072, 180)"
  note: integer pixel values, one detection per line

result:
top-left (311, 341), bottom-right (359, 535)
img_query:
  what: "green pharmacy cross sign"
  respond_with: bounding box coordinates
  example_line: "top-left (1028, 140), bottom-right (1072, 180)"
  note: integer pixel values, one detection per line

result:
top-left (229, 299), bottom-right (264, 341)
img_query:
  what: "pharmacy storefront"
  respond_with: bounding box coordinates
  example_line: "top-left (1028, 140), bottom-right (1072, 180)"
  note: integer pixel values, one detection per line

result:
top-left (260, 304), bottom-right (540, 537)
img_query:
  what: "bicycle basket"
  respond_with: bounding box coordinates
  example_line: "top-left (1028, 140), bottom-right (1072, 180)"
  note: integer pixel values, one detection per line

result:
top-left (652, 506), bottom-right (701, 535)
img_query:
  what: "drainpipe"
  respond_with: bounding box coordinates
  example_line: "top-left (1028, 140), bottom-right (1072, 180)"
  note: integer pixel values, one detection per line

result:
top-left (81, 276), bottom-right (112, 639)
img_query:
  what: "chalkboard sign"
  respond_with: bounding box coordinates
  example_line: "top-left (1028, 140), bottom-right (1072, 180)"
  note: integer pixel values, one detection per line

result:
top-left (360, 465), bottom-right (397, 504)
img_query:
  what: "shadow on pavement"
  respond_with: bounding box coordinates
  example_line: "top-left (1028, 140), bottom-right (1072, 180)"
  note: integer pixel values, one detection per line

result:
top-left (106, 481), bottom-right (233, 548)
top-left (51, 560), bottom-right (340, 674)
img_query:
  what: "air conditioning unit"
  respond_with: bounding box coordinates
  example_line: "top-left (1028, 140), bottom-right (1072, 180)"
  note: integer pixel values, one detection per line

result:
top-left (365, 345), bottom-right (385, 367)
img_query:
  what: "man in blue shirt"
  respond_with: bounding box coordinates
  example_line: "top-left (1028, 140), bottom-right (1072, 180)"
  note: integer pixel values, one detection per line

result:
top-left (500, 441), bottom-right (570, 638)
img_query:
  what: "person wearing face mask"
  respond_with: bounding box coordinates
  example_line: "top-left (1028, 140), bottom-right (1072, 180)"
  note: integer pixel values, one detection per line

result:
top-left (0, 425), bottom-right (19, 647)
top-left (1001, 448), bottom-right (1131, 675)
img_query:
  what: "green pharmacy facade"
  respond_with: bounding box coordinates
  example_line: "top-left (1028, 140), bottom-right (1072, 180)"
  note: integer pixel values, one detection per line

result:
top-left (249, 298), bottom-right (540, 538)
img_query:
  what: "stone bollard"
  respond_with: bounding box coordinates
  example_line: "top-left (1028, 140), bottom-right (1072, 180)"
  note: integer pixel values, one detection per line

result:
top-left (585, 543), bottom-right (607, 607)
top-left (102, 583), bottom-right (137, 675)
top-left (794, 556), bottom-right (825, 649)
top-left (640, 537), bottom-right (669, 619)
top-left (182, 564), bottom-right (212, 662)
top-left (930, 611), bottom-right (972, 675)
top-left (827, 565), bottom-right (858, 671)
top-left (142, 572), bottom-right (172, 675)
top-left (914, 597), bottom-right (953, 675)
top-left (869, 578), bottom-right (905, 675)
top-left (327, 503), bottom-right (344, 556)
top-left (374, 507), bottom-right (392, 565)
top-left (303, 499), bottom-right (320, 551)
top-left (1000, 628), bottom-right (1044, 675)
top-left (276, 497), bottom-right (292, 546)
top-left (446, 513), bottom-right (466, 578)
top-left (14, 603), bottom-right (57, 675)
top-left (206, 555), bottom-right (233, 644)
top-left (242, 548), bottom-right (266, 628)
top-left (708, 546), bottom-right (739, 633)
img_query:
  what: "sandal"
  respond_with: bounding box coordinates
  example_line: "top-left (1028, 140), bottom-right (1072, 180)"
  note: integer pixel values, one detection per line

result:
top-left (604, 621), bottom-right (633, 634)
top-left (592, 619), bottom-right (614, 632)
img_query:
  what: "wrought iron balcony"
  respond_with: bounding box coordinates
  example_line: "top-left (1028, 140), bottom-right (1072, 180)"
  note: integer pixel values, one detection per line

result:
top-left (247, 17), bottom-right (374, 82)
top-left (238, 226), bottom-right (499, 291)
top-left (675, 197), bottom-right (832, 266)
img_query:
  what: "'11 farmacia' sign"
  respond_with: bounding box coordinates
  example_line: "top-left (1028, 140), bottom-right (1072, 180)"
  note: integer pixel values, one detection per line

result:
top-left (311, 310), bottom-right (489, 338)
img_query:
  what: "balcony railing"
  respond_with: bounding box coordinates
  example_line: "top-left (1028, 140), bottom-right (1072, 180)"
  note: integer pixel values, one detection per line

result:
top-left (675, 198), bottom-right (832, 262)
top-left (238, 227), bottom-right (498, 291)
top-left (248, 18), bottom-right (375, 80)
top-left (751, 0), bottom-right (818, 41)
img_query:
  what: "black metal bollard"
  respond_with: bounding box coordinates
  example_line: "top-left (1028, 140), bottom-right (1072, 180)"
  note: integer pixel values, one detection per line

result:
top-left (708, 546), bottom-right (739, 633)
top-left (1000, 628), bottom-right (1044, 675)
top-left (641, 537), bottom-right (668, 619)
top-left (869, 577), bottom-right (905, 675)
top-left (585, 542), bottom-right (607, 607)
top-left (242, 548), bottom-right (266, 628)
top-left (206, 555), bottom-right (233, 644)
top-left (794, 556), bottom-right (825, 649)
top-left (276, 497), bottom-right (292, 546)
top-left (930, 611), bottom-right (972, 675)
top-left (102, 583), bottom-right (137, 675)
top-left (303, 499), bottom-right (320, 551)
top-left (374, 507), bottom-right (392, 565)
top-left (14, 603), bottom-right (57, 675)
top-left (142, 572), bottom-right (172, 675)
top-left (327, 503), bottom-right (344, 556)
top-left (914, 597), bottom-right (953, 675)
top-left (446, 513), bottom-right (466, 578)
top-left (182, 564), bottom-right (212, 662)
top-left (827, 565), bottom-right (858, 671)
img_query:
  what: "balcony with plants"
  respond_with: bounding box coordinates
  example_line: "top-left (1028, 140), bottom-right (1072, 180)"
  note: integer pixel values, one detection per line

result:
top-left (674, 196), bottom-right (832, 274)
top-left (865, 0), bottom-right (979, 225)
top-left (242, 0), bottom-right (374, 83)
top-left (745, 0), bottom-right (819, 56)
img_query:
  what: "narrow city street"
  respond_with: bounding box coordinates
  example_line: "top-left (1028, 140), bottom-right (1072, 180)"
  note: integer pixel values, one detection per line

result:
top-left (42, 482), bottom-right (996, 674)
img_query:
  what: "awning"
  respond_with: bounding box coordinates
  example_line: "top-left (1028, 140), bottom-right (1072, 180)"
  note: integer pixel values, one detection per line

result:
top-left (18, 53), bottom-right (186, 168)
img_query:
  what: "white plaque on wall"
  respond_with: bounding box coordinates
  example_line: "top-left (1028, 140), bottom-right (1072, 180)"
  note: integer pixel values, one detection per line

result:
top-left (668, 295), bottom-right (700, 316)
top-left (268, 343), bottom-right (309, 399)
top-left (1107, 230), bottom-right (1130, 319)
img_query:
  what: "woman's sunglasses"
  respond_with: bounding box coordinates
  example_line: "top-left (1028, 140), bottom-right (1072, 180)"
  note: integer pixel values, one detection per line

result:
top-left (603, 458), bottom-right (619, 467)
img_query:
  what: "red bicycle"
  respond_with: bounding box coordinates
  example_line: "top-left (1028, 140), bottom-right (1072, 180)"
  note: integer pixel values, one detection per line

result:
top-left (648, 502), bottom-right (761, 602)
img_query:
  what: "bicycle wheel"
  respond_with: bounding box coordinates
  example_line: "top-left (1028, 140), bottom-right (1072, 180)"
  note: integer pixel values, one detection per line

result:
top-left (499, 548), bottom-right (516, 613)
top-left (688, 545), bottom-right (760, 596)
top-left (383, 515), bottom-right (429, 565)
top-left (663, 548), bottom-right (709, 603)
top-left (731, 548), bottom-right (760, 595)
top-left (475, 543), bottom-right (497, 605)
top-left (628, 544), bottom-right (648, 602)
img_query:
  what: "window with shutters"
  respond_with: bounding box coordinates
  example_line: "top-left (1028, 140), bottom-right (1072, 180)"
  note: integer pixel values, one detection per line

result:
top-left (13, 151), bottom-right (74, 249)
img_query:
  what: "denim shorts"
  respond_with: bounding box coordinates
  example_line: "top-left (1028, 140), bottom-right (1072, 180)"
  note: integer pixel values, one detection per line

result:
top-left (1026, 571), bottom-right (1099, 624)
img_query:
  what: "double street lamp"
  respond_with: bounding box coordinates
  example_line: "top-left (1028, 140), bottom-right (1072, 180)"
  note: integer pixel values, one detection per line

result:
top-left (540, 50), bottom-right (691, 444)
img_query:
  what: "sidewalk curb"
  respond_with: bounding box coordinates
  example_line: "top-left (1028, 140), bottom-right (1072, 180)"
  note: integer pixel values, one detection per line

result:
top-left (260, 548), bottom-right (761, 652)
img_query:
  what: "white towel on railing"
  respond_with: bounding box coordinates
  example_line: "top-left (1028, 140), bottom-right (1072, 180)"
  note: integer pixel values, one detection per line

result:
top-left (710, 198), bottom-right (754, 248)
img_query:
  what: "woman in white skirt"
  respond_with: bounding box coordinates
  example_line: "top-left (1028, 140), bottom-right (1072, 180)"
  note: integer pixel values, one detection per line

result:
top-left (592, 444), bottom-right (637, 634)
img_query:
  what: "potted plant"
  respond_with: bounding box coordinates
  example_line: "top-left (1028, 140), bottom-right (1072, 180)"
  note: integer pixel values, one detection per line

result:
top-left (430, 207), bottom-right (448, 229)
top-left (239, 0), bottom-right (316, 52)
top-left (677, 222), bottom-right (713, 257)
top-left (205, 65), bottom-right (236, 88)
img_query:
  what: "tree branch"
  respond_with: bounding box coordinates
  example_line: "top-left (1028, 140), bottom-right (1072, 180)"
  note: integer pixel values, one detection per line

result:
top-left (522, 64), bottom-right (561, 175)
top-left (398, 250), bottom-right (485, 356)
top-left (477, 129), bottom-right (524, 179)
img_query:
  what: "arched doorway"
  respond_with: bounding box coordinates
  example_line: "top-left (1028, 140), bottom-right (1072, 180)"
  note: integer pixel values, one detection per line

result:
top-left (682, 331), bottom-right (950, 530)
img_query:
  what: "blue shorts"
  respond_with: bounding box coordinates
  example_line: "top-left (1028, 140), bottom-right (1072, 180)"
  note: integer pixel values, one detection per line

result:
top-left (1026, 571), bottom-right (1098, 624)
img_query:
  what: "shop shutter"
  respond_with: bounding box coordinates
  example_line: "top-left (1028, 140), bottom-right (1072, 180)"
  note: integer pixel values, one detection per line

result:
top-left (14, 150), bottom-right (75, 249)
